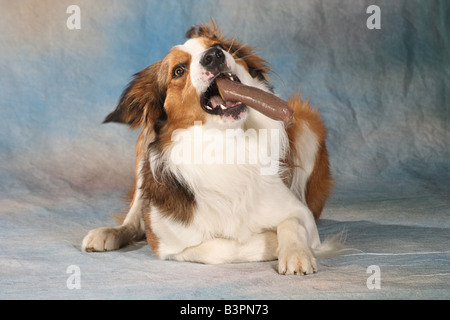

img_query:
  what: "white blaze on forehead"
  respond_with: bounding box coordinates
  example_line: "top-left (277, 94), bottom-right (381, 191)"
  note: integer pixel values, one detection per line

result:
top-left (178, 38), bottom-right (218, 95)
top-left (178, 38), bottom-right (209, 57)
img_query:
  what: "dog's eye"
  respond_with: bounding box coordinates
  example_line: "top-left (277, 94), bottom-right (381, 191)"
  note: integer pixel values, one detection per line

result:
top-left (172, 65), bottom-right (185, 78)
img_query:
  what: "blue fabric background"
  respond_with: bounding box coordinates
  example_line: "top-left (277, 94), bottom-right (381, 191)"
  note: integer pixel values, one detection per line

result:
top-left (0, 0), bottom-right (448, 299)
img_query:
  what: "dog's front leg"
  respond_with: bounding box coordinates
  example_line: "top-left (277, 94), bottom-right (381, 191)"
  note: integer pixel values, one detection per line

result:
top-left (82, 133), bottom-right (149, 252)
top-left (82, 153), bottom-right (147, 252)
top-left (81, 187), bottom-right (145, 252)
top-left (277, 214), bottom-right (319, 275)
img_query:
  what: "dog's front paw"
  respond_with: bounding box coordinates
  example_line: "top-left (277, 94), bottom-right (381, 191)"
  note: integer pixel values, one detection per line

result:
top-left (277, 247), bottom-right (317, 275)
top-left (81, 227), bottom-right (122, 252)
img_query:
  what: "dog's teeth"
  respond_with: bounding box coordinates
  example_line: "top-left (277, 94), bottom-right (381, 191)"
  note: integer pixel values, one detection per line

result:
top-left (206, 105), bottom-right (213, 110)
top-left (220, 104), bottom-right (226, 110)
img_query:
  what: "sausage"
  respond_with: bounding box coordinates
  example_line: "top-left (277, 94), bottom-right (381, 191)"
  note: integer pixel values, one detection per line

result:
top-left (216, 77), bottom-right (294, 127)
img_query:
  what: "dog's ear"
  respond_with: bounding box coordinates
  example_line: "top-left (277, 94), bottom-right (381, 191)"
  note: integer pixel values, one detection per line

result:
top-left (185, 20), bottom-right (220, 40)
top-left (104, 60), bottom-right (167, 129)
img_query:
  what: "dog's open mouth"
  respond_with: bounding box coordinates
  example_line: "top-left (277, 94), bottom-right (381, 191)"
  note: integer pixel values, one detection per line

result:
top-left (201, 73), bottom-right (247, 119)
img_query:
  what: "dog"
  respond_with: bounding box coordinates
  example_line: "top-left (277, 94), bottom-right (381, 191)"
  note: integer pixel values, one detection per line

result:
top-left (82, 22), bottom-right (341, 275)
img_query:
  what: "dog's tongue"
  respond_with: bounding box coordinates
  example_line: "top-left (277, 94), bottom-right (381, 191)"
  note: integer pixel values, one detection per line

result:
top-left (216, 78), bottom-right (294, 127)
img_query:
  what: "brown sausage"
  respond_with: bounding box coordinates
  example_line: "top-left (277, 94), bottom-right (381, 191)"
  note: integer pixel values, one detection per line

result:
top-left (216, 77), bottom-right (294, 127)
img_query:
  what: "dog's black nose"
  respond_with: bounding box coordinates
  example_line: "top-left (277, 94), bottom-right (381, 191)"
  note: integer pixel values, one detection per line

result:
top-left (200, 47), bottom-right (226, 71)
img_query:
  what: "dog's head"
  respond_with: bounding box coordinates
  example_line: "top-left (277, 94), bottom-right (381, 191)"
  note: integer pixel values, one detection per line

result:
top-left (104, 21), bottom-right (271, 134)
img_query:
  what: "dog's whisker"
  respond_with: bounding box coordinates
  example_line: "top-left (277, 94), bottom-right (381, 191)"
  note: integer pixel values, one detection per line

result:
top-left (227, 38), bottom-right (236, 54)
top-left (234, 55), bottom-right (254, 62)
top-left (231, 43), bottom-right (248, 57)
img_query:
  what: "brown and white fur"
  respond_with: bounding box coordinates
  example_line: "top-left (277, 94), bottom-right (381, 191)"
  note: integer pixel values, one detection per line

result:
top-left (82, 22), bottom-right (339, 275)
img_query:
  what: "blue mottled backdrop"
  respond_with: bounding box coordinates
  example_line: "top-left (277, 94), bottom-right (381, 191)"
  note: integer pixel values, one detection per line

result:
top-left (0, 0), bottom-right (448, 299)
